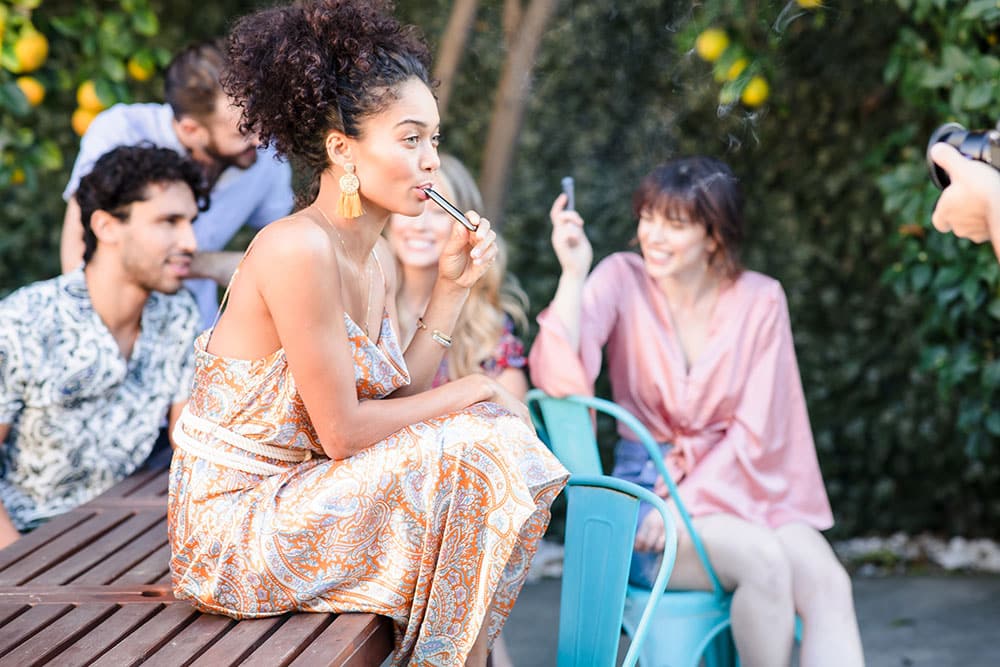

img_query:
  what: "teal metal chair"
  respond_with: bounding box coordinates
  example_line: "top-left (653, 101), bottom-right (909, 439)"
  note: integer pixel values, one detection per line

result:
top-left (529, 390), bottom-right (737, 667)
top-left (558, 475), bottom-right (678, 667)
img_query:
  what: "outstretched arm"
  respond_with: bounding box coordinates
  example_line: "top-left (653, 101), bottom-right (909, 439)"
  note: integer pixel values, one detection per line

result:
top-left (930, 142), bottom-right (1000, 261)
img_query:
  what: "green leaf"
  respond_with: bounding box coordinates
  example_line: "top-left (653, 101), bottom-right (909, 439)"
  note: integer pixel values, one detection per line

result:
top-left (942, 45), bottom-right (974, 75)
top-left (100, 56), bottom-right (128, 83)
top-left (94, 78), bottom-right (119, 106)
top-left (961, 276), bottom-right (981, 305)
top-left (961, 0), bottom-right (1000, 20)
top-left (986, 412), bottom-right (1000, 437)
top-left (131, 8), bottom-right (159, 37)
top-left (911, 263), bottom-right (933, 290)
top-left (964, 83), bottom-right (993, 110)
top-left (35, 140), bottom-right (64, 171)
top-left (49, 16), bottom-right (83, 38)
top-left (0, 82), bottom-right (31, 118)
top-left (918, 66), bottom-right (954, 89)
top-left (987, 298), bottom-right (1000, 321)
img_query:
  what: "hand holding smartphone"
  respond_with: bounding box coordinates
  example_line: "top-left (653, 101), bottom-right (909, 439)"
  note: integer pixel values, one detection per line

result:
top-left (560, 176), bottom-right (579, 247)
top-left (561, 176), bottom-right (575, 211)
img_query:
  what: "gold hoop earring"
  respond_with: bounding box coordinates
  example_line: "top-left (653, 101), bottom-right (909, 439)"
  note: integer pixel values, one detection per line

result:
top-left (337, 163), bottom-right (363, 218)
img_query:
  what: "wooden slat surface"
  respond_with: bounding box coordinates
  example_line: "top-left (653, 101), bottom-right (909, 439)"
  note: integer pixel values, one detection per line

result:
top-left (52, 603), bottom-right (167, 667)
top-left (0, 602), bottom-right (117, 667)
top-left (290, 613), bottom-right (395, 667)
top-left (0, 510), bottom-right (130, 586)
top-left (188, 616), bottom-right (286, 667)
top-left (0, 603), bottom-right (71, 655)
top-left (0, 461), bottom-right (394, 666)
top-left (239, 613), bottom-right (337, 666)
top-left (76, 520), bottom-right (168, 585)
top-left (31, 511), bottom-right (165, 585)
top-left (140, 612), bottom-right (236, 666)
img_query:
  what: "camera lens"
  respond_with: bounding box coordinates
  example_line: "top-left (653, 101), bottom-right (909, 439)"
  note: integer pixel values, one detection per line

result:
top-left (926, 122), bottom-right (966, 190)
top-left (926, 122), bottom-right (1000, 189)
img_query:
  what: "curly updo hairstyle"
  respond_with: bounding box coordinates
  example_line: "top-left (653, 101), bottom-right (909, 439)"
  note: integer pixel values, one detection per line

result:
top-left (223, 0), bottom-right (433, 208)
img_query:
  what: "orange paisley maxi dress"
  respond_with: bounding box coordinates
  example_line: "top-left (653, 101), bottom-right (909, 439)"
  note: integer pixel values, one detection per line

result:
top-left (167, 311), bottom-right (568, 665)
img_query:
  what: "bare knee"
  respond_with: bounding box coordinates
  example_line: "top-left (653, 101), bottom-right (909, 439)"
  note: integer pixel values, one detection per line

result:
top-left (737, 534), bottom-right (793, 597)
top-left (798, 554), bottom-right (854, 612)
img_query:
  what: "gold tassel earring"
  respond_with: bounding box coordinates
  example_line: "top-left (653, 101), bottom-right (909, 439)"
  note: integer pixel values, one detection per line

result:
top-left (337, 163), bottom-right (363, 219)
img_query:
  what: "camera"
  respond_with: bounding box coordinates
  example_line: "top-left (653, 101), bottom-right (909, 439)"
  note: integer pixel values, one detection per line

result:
top-left (926, 122), bottom-right (1000, 189)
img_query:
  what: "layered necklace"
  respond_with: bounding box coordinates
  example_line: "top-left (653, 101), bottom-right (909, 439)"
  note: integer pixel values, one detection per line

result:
top-left (312, 205), bottom-right (374, 338)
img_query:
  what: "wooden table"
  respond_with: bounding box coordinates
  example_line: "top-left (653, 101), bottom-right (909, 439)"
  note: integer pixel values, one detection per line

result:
top-left (0, 450), bottom-right (393, 666)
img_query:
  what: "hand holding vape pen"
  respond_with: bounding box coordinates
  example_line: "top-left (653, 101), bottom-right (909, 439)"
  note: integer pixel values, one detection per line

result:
top-left (422, 186), bottom-right (478, 232)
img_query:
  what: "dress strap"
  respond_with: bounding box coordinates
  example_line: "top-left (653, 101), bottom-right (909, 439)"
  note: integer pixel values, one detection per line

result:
top-left (213, 238), bottom-right (259, 328)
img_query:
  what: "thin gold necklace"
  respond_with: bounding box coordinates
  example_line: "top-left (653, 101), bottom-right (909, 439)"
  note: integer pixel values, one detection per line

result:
top-left (312, 204), bottom-right (374, 338)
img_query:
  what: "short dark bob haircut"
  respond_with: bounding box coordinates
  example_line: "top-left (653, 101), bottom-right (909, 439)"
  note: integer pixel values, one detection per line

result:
top-left (632, 156), bottom-right (745, 280)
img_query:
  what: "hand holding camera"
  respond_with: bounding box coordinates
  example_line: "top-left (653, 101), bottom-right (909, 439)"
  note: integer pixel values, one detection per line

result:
top-left (926, 122), bottom-right (1000, 261)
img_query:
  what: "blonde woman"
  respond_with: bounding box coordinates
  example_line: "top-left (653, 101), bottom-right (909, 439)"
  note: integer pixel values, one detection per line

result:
top-left (388, 154), bottom-right (530, 398)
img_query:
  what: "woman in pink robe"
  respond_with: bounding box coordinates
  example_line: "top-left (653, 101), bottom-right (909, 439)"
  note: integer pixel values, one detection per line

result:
top-left (529, 157), bottom-right (863, 666)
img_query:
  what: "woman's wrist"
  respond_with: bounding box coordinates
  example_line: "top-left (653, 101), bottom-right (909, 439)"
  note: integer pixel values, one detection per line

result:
top-left (462, 374), bottom-right (496, 404)
top-left (431, 275), bottom-right (472, 302)
top-left (557, 269), bottom-right (588, 290)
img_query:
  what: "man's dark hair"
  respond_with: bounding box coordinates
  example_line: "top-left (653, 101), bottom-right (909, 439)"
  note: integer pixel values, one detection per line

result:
top-left (164, 41), bottom-right (226, 121)
top-left (77, 144), bottom-right (209, 263)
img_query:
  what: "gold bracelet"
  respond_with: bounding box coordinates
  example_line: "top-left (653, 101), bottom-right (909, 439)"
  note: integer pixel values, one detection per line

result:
top-left (416, 317), bottom-right (453, 348)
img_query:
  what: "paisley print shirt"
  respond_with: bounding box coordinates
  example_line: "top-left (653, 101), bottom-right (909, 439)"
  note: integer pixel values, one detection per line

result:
top-left (0, 269), bottom-right (199, 531)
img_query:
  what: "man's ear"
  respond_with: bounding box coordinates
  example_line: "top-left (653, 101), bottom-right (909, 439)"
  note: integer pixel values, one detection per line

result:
top-left (89, 209), bottom-right (125, 248)
top-left (175, 115), bottom-right (210, 147)
top-left (325, 130), bottom-right (354, 168)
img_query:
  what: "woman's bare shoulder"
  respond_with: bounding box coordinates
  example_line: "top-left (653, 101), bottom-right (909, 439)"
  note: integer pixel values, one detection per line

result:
top-left (248, 212), bottom-right (337, 269)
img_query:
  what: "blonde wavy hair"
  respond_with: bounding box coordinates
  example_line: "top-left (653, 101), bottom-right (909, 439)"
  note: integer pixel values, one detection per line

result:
top-left (422, 154), bottom-right (529, 380)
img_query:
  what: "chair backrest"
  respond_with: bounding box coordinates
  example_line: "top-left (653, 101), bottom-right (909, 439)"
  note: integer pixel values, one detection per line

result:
top-left (527, 390), bottom-right (604, 476)
top-left (558, 475), bottom-right (677, 667)
top-left (527, 389), bottom-right (726, 599)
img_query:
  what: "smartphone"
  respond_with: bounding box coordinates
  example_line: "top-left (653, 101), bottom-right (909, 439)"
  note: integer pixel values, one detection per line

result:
top-left (423, 186), bottom-right (478, 232)
top-left (561, 176), bottom-right (575, 211)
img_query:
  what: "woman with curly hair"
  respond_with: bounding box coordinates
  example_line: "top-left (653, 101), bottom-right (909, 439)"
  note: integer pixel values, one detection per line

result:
top-left (165, 2), bottom-right (568, 665)
top-left (388, 154), bottom-right (530, 395)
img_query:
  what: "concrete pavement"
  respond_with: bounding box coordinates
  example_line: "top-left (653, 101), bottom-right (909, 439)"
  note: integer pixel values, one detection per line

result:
top-left (503, 574), bottom-right (1000, 666)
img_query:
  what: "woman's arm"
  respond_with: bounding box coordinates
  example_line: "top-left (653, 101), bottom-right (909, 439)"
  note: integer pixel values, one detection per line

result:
top-left (496, 368), bottom-right (529, 400)
top-left (529, 194), bottom-right (620, 397)
top-left (396, 211), bottom-right (499, 394)
top-left (546, 193), bottom-right (592, 350)
top-left (255, 219), bottom-right (504, 460)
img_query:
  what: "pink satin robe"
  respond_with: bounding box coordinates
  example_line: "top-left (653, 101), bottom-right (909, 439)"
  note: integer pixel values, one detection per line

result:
top-left (529, 252), bottom-right (833, 529)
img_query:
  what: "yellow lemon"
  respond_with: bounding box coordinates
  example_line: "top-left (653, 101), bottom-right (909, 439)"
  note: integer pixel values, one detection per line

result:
top-left (11, 168), bottom-right (25, 185)
top-left (695, 29), bottom-right (729, 63)
top-left (76, 80), bottom-right (106, 112)
top-left (127, 56), bottom-right (155, 82)
top-left (15, 76), bottom-right (45, 106)
top-left (72, 107), bottom-right (99, 136)
top-left (726, 57), bottom-right (748, 81)
top-left (797, 0), bottom-right (823, 7)
top-left (741, 76), bottom-right (769, 107)
top-left (12, 30), bottom-right (49, 73)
